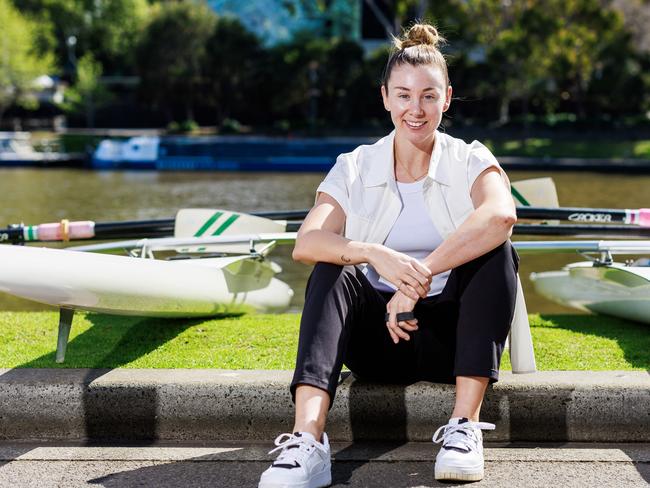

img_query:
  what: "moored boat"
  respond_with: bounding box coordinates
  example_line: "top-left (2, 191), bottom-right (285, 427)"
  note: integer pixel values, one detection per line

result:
top-left (0, 132), bottom-right (85, 167)
top-left (91, 135), bottom-right (369, 171)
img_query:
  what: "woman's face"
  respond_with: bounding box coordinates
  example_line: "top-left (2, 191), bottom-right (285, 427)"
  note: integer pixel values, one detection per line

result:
top-left (381, 63), bottom-right (452, 147)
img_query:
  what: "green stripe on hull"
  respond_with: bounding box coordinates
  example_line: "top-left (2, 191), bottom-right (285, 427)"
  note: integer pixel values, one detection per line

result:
top-left (212, 214), bottom-right (240, 235)
top-left (194, 212), bottom-right (223, 237)
top-left (511, 187), bottom-right (530, 206)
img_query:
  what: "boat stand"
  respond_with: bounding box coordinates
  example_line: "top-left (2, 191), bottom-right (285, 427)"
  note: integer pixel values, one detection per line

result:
top-left (55, 308), bottom-right (74, 363)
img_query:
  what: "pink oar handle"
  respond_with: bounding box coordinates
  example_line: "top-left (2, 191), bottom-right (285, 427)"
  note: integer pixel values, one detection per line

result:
top-left (28, 221), bottom-right (95, 241)
top-left (640, 209), bottom-right (650, 228)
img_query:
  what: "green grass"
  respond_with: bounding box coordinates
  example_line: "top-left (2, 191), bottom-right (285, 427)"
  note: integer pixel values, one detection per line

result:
top-left (483, 138), bottom-right (650, 159)
top-left (0, 312), bottom-right (647, 370)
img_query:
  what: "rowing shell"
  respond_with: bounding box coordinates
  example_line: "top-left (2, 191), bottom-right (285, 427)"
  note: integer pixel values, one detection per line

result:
top-left (530, 262), bottom-right (650, 325)
top-left (519, 240), bottom-right (650, 324)
top-left (0, 245), bottom-right (294, 317)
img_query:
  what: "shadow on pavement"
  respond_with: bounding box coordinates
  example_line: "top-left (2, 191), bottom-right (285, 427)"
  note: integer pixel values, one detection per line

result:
top-left (0, 446), bottom-right (32, 472)
top-left (332, 375), bottom-right (411, 486)
top-left (10, 314), bottom-right (205, 442)
top-left (85, 456), bottom-right (455, 488)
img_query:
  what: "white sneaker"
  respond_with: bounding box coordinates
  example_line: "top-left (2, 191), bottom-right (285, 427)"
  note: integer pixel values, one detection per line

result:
top-left (258, 432), bottom-right (332, 488)
top-left (432, 417), bottom-right (495, 482)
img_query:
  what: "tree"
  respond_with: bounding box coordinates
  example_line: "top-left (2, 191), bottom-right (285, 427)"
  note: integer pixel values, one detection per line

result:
top-left (13, 0), bottom-right (149, 76)
top-left (260, 32), bottom-right (330, 128)
top-left (62, 53), bottom-right (111, 128)
top-left (318, 38), bottom-right (367, 127)
top-left (451, 0), bottom-right (556, 125)
top-left (135, 1), bottom-right (216, 123)
top-left (438, 0), bottom-right (639, 124)
top-left (0, 0), bottom-right (54, 123)
top-left (202, 17), bottom-right (265, 126)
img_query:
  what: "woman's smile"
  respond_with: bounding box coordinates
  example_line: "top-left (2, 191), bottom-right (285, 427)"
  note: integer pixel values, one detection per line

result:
top-left (404, 119), bottom-right (427, 129)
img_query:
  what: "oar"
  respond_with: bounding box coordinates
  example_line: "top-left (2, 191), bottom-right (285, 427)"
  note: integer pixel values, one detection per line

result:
top-left (513, 224), bottom-right (650, 238)
top-left (0, 211), bottom-right (307, 245)
top-left (517, 206), bottom-right (650, 226)
top-left (4, 208), bottom-right (650, 245)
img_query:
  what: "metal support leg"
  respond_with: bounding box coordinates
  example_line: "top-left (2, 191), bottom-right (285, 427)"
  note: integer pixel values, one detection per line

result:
top-left (56, 308), bottom-right (74, 363)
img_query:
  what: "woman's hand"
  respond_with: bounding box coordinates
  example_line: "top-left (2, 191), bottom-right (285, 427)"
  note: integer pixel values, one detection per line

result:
top-left (385, 290), bottom-right (418, 344)
top-left (368, 244), bottom-right (432, 300)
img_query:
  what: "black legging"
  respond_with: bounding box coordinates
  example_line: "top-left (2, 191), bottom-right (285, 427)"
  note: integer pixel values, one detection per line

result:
top-left (290, 241), bottom-right (519, 405)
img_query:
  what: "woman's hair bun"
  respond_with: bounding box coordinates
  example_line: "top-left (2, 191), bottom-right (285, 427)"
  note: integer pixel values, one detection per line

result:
top-left (395, 23), bottom-right (445, 50)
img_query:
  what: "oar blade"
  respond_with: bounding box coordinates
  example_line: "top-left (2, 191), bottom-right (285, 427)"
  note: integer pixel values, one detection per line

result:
top-left (511, 177), bottom-right (559, 208)
top-left (175, 209), bottom-right (289, 254)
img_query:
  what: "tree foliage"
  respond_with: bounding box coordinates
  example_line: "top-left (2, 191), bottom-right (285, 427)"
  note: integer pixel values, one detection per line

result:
top-left (135, 1), bottom-right (216, 122)
top-left (62, 53), bottom-right (111, 128)
top-left (0, 0), bottom-right (54, 121)
top-left (13, 0), bottom-right (149, 76)
top-left (4, 0), bottom-right (650, 129)
top-left (202, 16), bottom-right (265, 125)
top-left (425, 0), bottom-right (646, 125)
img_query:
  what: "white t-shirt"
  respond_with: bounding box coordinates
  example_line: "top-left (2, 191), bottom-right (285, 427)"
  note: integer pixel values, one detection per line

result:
top-left (364, 179), bottom-right (450, 296)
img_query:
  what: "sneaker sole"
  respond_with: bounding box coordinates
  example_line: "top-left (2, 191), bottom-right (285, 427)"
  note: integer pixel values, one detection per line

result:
top-left (435, 469), bottom-right (484, 482)
top-left (258, 469), bottom-right (331, 488)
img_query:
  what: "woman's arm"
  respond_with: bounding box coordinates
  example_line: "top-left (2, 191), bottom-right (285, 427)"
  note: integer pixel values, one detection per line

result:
top-left (422, 166), bottom-right (516, 275)
top-left (293, 192), bottom-right (432, 299)
top-left (292, 192), bottom-right (369, 265)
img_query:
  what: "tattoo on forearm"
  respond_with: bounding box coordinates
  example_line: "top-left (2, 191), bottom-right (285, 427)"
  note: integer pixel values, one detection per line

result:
top-left (341, 254), bottom-right (351, 263)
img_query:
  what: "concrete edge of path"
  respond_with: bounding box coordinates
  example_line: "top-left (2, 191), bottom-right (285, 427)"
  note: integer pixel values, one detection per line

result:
top-left (0, 441), bottom-right (649, 463)
top-left (0, 369), bottom-right (648, 442)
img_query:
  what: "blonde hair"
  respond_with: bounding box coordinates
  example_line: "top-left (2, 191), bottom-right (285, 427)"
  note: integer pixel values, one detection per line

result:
top-left (382, 23), bottom-right (449, 89)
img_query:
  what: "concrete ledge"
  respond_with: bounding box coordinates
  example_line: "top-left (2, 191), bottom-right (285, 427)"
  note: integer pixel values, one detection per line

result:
top-left (0, 369), bottom-right (648, 442)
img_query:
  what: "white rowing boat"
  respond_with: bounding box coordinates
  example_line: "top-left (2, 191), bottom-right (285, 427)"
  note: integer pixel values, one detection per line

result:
top-left (0, 244), bottom-right (294, 318)
top-left (517, 240), bottom-right (650, 325)
top-left (0, 233), bottom-right (296, 362)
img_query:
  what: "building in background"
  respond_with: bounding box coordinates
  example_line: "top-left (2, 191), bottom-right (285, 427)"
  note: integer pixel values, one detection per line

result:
top-left (208, 0), bottom-right (396, 52)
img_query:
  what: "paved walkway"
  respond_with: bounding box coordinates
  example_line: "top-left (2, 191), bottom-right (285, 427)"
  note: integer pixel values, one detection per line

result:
top-left (0, 442), bottom-right (648, 487)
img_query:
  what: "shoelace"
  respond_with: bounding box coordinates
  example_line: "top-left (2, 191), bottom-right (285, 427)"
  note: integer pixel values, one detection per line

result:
top-left (268, 433), bottom-right (328, 466)
top-left (432, 421), bottom-right (495, 452)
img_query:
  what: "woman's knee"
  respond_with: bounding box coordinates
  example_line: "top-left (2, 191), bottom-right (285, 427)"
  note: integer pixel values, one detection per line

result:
top-left (311, 261), bottom-right (357, 276)
top-left (456, 241), bottom-right (518, 280)
top-left (306, 262), bottom-right (360, 294)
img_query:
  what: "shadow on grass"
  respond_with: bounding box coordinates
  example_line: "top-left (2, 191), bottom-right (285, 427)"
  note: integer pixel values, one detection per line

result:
top-left (17, 313), bottom-right (240, 369)
top-left (536, 313), bottom-right (650, 371)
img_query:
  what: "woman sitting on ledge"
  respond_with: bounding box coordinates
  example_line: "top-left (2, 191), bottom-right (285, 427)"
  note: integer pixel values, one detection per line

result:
top-left (259, 21), bottom-right (520, 488)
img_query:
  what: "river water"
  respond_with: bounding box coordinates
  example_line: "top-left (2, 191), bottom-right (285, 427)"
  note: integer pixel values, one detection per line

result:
top-left (1, 167), bottom-right (648, 314)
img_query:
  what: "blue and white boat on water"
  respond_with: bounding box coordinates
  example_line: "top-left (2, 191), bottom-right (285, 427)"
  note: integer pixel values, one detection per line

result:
top-left (91, 135), bottom-right (370, 171)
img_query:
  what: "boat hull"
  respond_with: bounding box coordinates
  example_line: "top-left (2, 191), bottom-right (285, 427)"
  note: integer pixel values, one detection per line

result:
top-left (530, 262), bottom-right (650, 324)
top-left (0, 246), bottom-right (293, 317)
